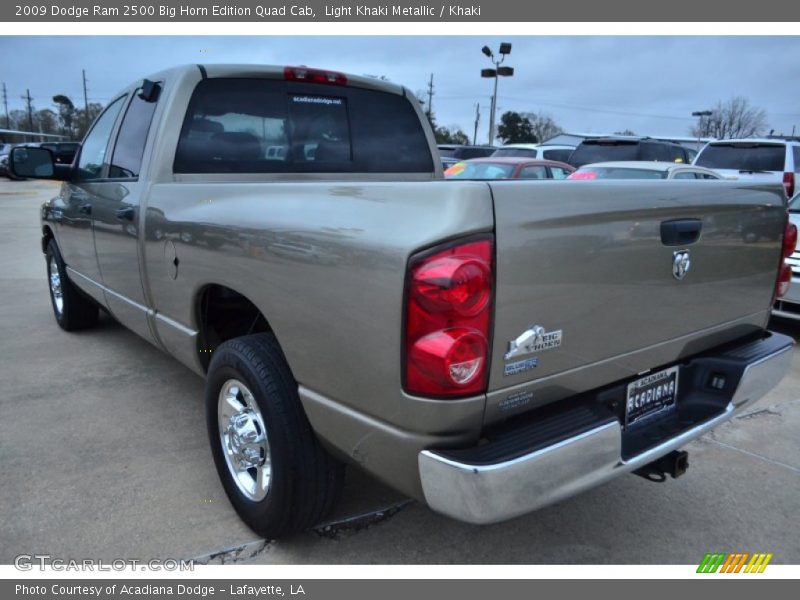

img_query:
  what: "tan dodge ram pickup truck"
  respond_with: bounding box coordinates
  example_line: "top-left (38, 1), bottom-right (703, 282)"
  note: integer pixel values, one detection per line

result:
top-left (10, 64), bottom-right (796, 539)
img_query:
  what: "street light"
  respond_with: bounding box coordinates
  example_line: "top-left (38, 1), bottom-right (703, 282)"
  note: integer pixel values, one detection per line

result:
top-left (692, 110), bottom-right (713, 152)
top-left (481, 42), bottom-right (514, 145)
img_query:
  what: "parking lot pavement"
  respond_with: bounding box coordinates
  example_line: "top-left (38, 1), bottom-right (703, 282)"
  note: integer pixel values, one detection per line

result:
top-left (1, 179), bottom-right (798, 565)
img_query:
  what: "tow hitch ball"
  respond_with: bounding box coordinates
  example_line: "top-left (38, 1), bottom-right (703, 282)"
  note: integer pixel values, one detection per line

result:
top-left (634, 450), bottom-right (689, 482)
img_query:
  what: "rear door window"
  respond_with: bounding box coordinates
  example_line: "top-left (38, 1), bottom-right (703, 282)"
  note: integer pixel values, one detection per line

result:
top-left (518, 165), bottom-right (547, 179)
top-left (175, 78), bottom-right (433, 173)
top-left (109, 85), bottom-right (160, 179)
top-left (695, 143), bottom-right (785, 172)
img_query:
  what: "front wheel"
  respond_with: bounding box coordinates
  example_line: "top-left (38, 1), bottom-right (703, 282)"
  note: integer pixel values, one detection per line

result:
top-left (45, 239), bottom-right (99, 331)
top-left (205, 333), bottom-right (344, 539)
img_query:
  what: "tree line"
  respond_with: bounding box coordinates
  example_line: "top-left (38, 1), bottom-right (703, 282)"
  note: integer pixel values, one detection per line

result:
top-left (4, 94), bottom-right (104, 141)
top-left (421, 94), bottom-right (773, 146)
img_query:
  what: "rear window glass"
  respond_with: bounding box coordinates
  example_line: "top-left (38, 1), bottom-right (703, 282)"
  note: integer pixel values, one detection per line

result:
top-left (568, 141), bottom-right (639, 167)
top-left (542, 148), bottom-right (572, 163)
top-left (695, 143), bottom-right (785, 172)
top-left (175, 78), bottom-right (433, 173)
top-left (444, 161), bottom-right (516, 179)
top-left (492, 148), bottom-right (538, 158)
top-left (794, 146), bottom-right (800, 173)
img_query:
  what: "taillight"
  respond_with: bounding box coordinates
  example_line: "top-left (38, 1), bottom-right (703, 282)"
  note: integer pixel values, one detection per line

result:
top-left (404, 237), bottom-right (493, 397)
top-left (776, 263), bottom-right (792, 298)
top-left (783, 221), bottom-right (797, 259)
top-left (568, 171), bottom-right (598, 180)
top-left (284, 66), bottom-right (347, 86)
top-left (776, 220), bottom-right (797, 299)
top-left (783, 172), bottom-right (795, 198)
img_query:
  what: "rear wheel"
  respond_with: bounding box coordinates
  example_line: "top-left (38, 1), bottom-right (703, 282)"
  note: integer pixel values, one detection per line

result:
top-left (45, 239), bottom-right (99, 331)
top-left (205, 333), bottom-right (344, 539)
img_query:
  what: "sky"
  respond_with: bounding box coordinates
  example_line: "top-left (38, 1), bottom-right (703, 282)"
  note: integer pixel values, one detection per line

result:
top-left (1, 35), bottom-right (799, 144)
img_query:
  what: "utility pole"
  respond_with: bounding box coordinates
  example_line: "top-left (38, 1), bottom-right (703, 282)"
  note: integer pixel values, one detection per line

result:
top-left (425, 73), bottom-right (434, 123)
top-left (23, 89), bottom-right (34, 136)
top-left (473, 103), bottom-right (480, 145)
top-left (82, 69), bottom-right (90, 132)
top-left (2, 83), bottom-right (9, 129)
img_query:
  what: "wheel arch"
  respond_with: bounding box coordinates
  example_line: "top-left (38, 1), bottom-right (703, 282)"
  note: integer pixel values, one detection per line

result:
top-left (194, 283), bottom-right (276, 372)
top-left (42, 225), bottom-right (55, 254)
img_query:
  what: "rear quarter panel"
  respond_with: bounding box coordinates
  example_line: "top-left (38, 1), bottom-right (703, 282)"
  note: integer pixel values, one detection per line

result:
top-left (143, 180), bottom-right (494, 435)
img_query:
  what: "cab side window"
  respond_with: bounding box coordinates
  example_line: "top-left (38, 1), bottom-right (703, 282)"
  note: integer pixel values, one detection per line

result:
top-left (109, 87), bottom-right (160, 179)
top-left (74, 96), bottom-right (127, 181)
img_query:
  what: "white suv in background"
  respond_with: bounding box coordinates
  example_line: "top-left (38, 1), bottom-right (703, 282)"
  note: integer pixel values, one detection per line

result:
top-left (694, 138), bottom-right (800, 200)
top-left (491, 143), bottom-right (575, 163)
top-left (773, 192), bottom-right (800, 320)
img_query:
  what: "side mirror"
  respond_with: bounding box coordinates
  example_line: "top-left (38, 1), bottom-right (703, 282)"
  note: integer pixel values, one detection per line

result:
top-left (9, 147), bottom-right (56, 179)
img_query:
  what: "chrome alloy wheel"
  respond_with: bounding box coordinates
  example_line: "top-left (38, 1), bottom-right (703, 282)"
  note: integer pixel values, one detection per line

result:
top-left (49, 256), bottom-right (64, 315)
top-left (218, 379), bottom-right (271, 501)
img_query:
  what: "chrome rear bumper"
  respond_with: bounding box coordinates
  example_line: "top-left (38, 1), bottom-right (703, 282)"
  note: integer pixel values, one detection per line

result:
top-left (418, 332), bottom-right (794, 525)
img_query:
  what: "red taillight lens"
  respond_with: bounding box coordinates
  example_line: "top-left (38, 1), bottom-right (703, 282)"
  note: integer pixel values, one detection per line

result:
top-left (776, 262), bottom-right (792, 298)
top-left (783, 221), bottom-right (797, 259)
top-left (783, 172), bottom-right (795, 198)
top-left (568, 171), bottom-right (598, 180)
top-left (414, 257), bottom-right (491, 317)
top-left (405, 237), bottom-right (493, 398)
top-left (284, 66), bottom-right (347, 86)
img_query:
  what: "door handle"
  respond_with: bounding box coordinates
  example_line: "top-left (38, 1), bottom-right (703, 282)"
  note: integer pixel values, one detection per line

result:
top-left (78, 203), bottom-right (92, 215)
top-left (116, 206), bottom-right (136, 221)
top-left (660, 219), bottom-right (702, 246)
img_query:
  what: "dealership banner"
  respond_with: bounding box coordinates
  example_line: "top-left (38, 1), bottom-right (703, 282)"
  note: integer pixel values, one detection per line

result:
top-left (4, 579), bottom-right (799, 599)
top-left (4, 0), bottom-right (800, 21)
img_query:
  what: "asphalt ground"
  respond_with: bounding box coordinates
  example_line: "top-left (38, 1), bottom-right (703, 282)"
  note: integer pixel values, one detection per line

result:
top-left (1, 178), bottom-right (798, 565)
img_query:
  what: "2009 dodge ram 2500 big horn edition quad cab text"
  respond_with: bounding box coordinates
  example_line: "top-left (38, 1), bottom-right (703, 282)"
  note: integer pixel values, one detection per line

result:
top-left (10, 64), bottom-right (796, 539)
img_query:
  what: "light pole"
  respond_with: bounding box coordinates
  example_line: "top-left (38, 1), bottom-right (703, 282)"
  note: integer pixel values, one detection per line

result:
top-left (692, 110), bottom-right (713, 152)
top-left (481, 42), bottom-right (513, 146)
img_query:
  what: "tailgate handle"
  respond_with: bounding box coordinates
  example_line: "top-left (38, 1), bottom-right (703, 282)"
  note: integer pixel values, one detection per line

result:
top-left (660, 219), bottom-right (702, 246)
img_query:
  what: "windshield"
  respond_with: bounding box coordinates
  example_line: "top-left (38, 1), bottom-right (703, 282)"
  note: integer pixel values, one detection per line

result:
top-left (789, 194), bottom-right (800, 212)
top-left (444, 161), bottom-right (516, 179)
top-left (695, 143), bottom-right (785, 172)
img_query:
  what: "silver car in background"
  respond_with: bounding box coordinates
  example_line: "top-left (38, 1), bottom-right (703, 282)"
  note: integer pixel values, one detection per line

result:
top-left (567, 161), bottom-right (724, 180)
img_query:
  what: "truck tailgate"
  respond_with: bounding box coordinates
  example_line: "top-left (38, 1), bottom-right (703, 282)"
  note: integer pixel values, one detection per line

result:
top-left (485, 180), bottom-right (786, 424)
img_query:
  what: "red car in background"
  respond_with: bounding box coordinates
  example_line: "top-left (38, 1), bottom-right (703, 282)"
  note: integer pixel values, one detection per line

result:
top-left (444, 157), bottom-right (575, 180)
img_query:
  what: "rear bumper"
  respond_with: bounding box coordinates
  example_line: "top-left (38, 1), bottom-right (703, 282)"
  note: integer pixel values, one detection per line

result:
top-left (418, 331), bottom-right (794, 525)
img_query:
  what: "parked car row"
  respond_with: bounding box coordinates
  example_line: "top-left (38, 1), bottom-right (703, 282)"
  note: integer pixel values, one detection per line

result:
top-left (440, 137), bottom-right (799, 202)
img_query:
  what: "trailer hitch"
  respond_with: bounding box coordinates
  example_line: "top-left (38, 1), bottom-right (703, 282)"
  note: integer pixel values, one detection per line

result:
top-left (633, 450), bottom-right (689, 482)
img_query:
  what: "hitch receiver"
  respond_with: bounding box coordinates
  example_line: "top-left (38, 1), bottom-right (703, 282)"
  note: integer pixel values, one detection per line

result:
top-left (633, 450), bottom-right (689, 482)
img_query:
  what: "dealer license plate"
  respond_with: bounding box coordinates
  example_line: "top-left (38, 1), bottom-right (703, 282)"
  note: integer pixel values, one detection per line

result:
top-left (625, 366), bottom-right (679, 427)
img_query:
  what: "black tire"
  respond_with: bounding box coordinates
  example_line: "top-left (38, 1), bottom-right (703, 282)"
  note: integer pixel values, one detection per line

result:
top-left (45, 239), bottom-right (99, 331)
top-left (205, 333), bottom-right (344, 539)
